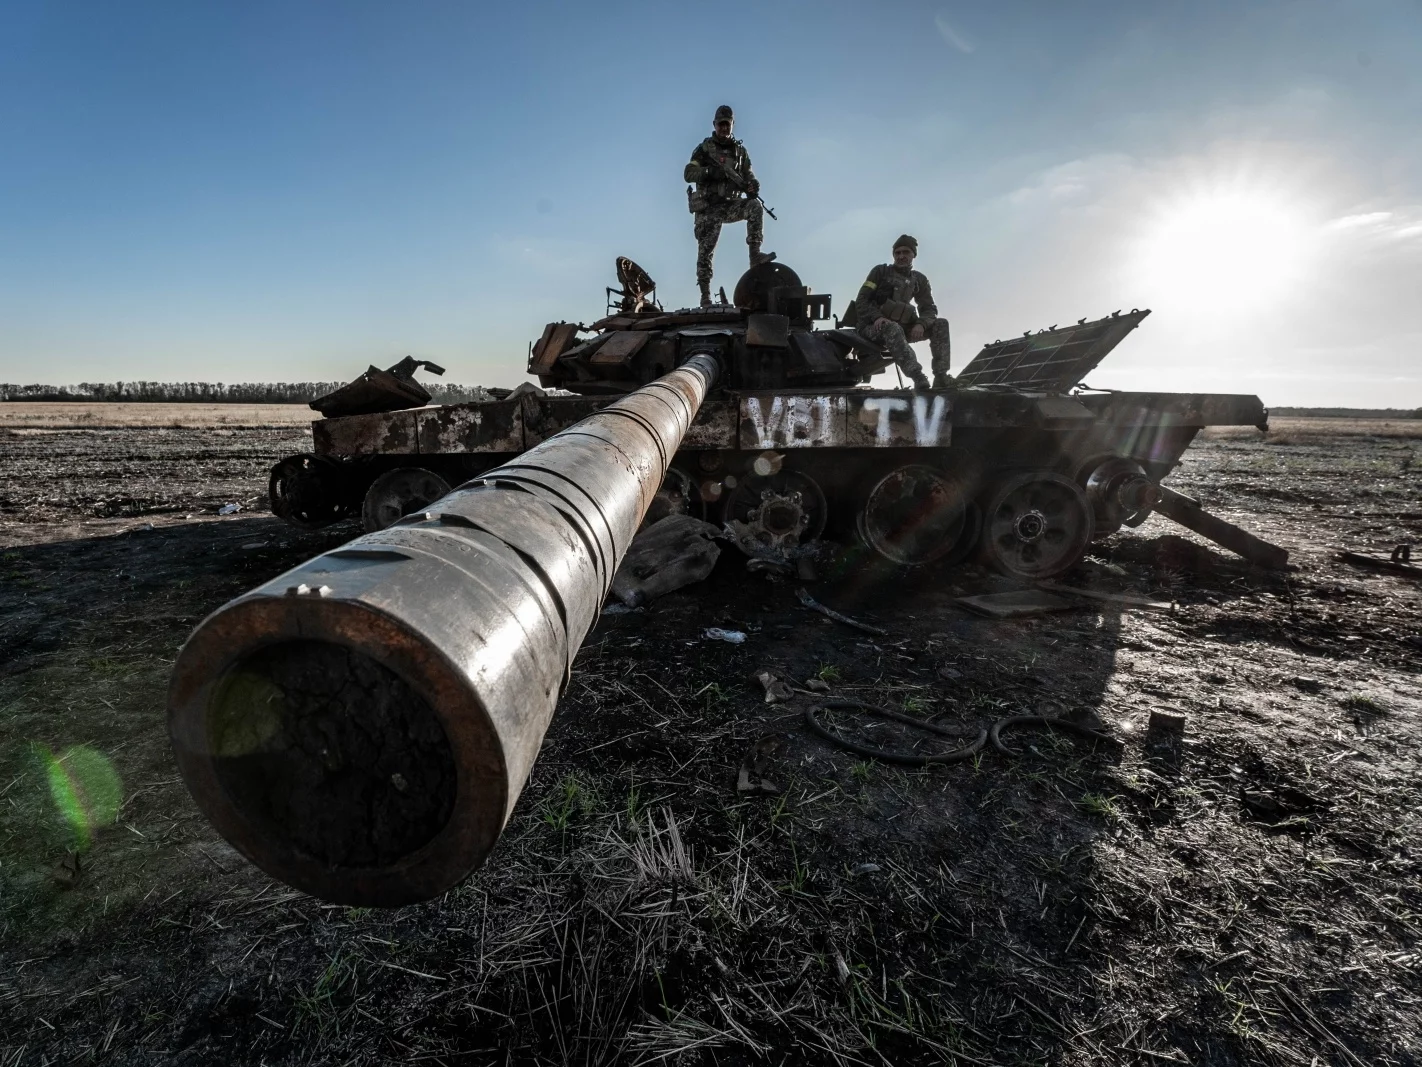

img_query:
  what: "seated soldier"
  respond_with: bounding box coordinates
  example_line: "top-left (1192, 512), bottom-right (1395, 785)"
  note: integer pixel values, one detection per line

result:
top-left (854, 235), bottom-right (953, 391)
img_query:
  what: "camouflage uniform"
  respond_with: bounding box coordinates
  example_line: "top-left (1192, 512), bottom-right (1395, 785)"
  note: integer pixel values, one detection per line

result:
top-left (686, 135), bottom-right (764, 293)
top-left (854, 263), bottom-right (951, 387)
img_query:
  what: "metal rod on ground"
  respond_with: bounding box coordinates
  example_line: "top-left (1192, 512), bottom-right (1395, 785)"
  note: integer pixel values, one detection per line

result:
top-left (168, 353), bottom-right (722, 907)
top-left (1152, 485), bottom-right (1290, 570)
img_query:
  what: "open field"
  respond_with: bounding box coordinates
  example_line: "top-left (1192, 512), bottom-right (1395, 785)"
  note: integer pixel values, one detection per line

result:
top-left (1, 414), bottom-right (1419, 1065)
top-left (0, 402), bottom-right (318, 430)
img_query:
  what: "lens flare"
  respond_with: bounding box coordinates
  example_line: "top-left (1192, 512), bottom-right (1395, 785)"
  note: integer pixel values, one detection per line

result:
top-left (35, 743), bottom-right (123, 850)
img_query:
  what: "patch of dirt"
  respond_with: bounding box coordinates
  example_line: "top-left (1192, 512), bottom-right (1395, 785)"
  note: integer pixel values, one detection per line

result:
top-left (1, 420), bottom-right (1419, 1065)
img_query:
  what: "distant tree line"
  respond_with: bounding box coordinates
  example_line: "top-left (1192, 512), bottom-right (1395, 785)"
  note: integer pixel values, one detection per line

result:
top-left (1271, 407), bottom-right (1422, 419)
top-left (0, 381), bottom-right (494, 404)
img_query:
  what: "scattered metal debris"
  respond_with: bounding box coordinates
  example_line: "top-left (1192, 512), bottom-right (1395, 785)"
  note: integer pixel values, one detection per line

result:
top-left (1037, 581), bottom-right (1172, 611)
top-left (1145, 709), bottom-right (1188, 747)
top-left (610, 514), bottom-right (722, 607)
top-left (735, 735), bottom-right (782, 796)
top-left (1337, 546), bottom-right (1422, 579)
top-left (796, 587), bottom-right (887, 636)
top-left (752, 669), bottom-right (794, 704)
top-left (955, 590), bottom-right (1075, 619)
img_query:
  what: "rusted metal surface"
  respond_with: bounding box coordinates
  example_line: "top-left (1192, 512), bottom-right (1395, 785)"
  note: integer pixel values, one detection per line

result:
top-left (528, 322), bottom-right (579, 375)
top-left (310, 389), bottom-right (1265, 460)
top-left (170, 354), bottom-right (720, 906)
top-left (414, 398), bottom-right (523, 454)
top-left (314, 408), bottom-right (421, 456)
top-left (589, 331), bottom-right (650, 366)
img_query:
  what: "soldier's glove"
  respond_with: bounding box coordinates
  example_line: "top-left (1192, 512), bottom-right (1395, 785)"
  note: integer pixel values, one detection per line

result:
top-left (746, 179), bottom-right (760, 197)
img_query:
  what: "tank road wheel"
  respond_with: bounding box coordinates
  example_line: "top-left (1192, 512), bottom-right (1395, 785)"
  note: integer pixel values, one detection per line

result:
top-left (361, 468), bottom-right (452, 533)
top-left (723, 469), bottom-right (827, 555)
top-left (1075, 455), bottom-right (1161, 537)
top-left (269, 454), bottom-right (356, 529)
top-left (856, 464), bottom-right (973, 567)
top-left (979, 471), bottom-right (1094, 580)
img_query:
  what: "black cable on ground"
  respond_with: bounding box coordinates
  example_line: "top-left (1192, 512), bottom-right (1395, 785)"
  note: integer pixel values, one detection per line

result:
top-left (804, 701), bottom-right (1116, 765)
top-left (803, 700), bottom-right (988, 766)
top-left (988, 714), bottom-right (1117, 756)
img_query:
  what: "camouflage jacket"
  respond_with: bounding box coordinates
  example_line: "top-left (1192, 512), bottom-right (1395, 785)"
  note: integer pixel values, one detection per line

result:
top-left (684, 136), bottom-right (757, 203)
top-left (854, 263), bottom-right (939, 329)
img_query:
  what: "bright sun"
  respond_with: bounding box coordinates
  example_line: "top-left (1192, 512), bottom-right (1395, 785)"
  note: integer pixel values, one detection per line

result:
top-left (1130, 186), bottom-right (1317, 319)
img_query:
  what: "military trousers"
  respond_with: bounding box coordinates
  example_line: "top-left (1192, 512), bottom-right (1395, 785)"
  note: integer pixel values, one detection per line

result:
top-left (861, 317), bottom-right (952, 381)
top-left (693, 198), bottom-right (764, 286)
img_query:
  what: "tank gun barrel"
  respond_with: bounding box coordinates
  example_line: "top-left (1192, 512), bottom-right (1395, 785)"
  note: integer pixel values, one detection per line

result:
top-left (168, 353), bottom-right (721, 906)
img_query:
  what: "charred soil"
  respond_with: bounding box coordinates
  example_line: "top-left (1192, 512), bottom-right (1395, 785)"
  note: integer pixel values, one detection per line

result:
top-left (1, 416), bottom-right (1419, 1066)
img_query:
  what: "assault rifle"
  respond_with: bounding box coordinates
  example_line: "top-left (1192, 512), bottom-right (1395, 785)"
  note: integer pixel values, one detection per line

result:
top-left (704, 155), bottom-right (777, 221)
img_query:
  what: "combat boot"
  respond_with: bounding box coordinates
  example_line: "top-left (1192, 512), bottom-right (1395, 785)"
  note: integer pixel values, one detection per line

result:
top-left (698, 282), bottom-right (713, 309)
top-left (932, 373), bottom-right (957, 392)
top-left (750, 249), bottom-right (777, 267)
top-left (910, 372), bottom-right (932, 392)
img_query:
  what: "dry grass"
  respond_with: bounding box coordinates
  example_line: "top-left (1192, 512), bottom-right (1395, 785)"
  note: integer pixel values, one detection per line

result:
top-left (1203, 417), bottom-right (1422, 443)
top-left (0, 402), bottom-right (317, 430)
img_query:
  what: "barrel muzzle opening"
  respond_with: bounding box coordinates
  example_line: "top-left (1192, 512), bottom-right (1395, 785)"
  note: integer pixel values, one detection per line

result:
top-left (206, 639), bottom-right (457, 873)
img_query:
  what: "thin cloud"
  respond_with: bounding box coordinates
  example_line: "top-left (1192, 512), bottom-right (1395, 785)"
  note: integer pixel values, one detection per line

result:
top-left (1326, 210), bottom-right (1422, 242)
top-left (934, 12), bottom-right (977, 54)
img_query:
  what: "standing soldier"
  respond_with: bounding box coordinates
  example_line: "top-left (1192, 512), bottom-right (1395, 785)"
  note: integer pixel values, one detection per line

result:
top-left (854, 235), bottom-right (953, 391)
top-left (685, 104), bottom-right (774, 308)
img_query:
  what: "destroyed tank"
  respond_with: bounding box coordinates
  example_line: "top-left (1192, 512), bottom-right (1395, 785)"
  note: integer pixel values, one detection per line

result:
top-left (270, 257), bottom-right (1282, 579)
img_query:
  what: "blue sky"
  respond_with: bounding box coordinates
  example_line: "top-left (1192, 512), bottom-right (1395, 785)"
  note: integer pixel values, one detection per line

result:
top-left (1, 0), bottom-right (1419, 405)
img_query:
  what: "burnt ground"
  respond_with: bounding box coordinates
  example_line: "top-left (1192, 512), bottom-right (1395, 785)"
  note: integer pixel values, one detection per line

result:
top-left (0, 416), bottom-right (1419, 1066)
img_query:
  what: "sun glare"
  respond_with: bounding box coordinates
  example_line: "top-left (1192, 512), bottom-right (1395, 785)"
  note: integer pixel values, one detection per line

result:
top-left (1131, 185), bottom-right (1317, 320)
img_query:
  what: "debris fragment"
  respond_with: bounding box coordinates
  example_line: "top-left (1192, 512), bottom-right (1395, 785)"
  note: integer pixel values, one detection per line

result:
top-left (796, 587), bottom-right (887, 636)
top-left (703, 628), bottom-right (747, 644)
top-left (803, 677), bottom-right (831, 693)
top-left (1037, 581), bottom-right (1172, 611)
top-left (1145, 709), bottom-right (1188, 746)
top-left (611, 514), bottom-right (722, 607)
top-left (51, 850), bottom-right (82, 888)
top-left (752, 669), bottom-right (794, 704)
top-left (736, 735), bottom-right (782, 796)
top-left (1153, 486), bottom-right (1290, 569)
top-left (217, 503), bottom-right (242, 516)
top-left (1336, 548), bottom-right (1422, 580)
top-left (954, 590), bottom-right (1075, 619)
top-left (1239, 785), bottom-right (1323, 830)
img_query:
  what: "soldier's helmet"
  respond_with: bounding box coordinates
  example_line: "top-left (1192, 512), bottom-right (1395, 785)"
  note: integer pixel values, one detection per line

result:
top-left (714, 104), bottom-right (734, 123)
